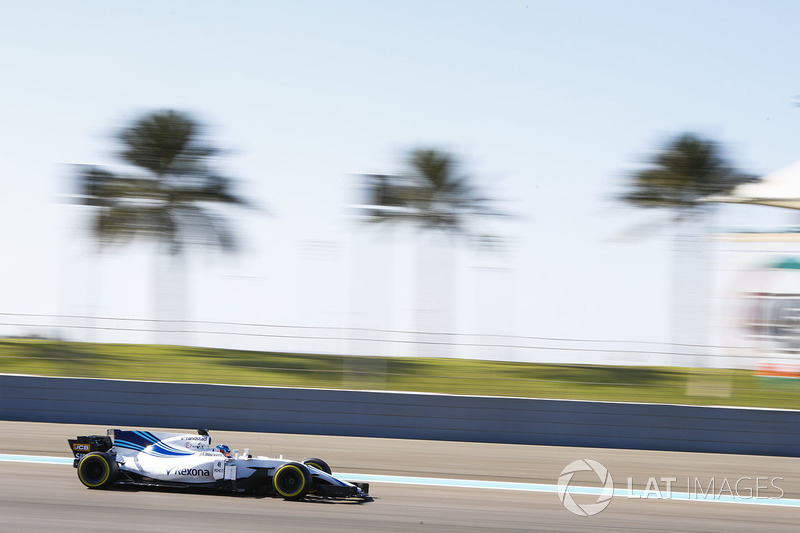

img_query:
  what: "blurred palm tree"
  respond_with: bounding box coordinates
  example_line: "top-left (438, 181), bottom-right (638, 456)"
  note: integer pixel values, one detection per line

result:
top-left (364, 149), bottom-right (498, 236)
top-left (621, 133), bottom-right (755, 217)
top-left (75, 110), bottom-right (250, 344)
top-left (620, 132), bottom-right (756, 367)
top-left (78, 110), bottom-right (248, 253)
top-left (355, 148), bottom-right (503, 359)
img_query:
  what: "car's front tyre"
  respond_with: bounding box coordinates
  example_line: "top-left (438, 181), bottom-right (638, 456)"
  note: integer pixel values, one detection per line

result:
top-left (302, 457), bottom-right (332, 475)
top-left (77, 452), bottom-right (118, 489)
top-left (272, 462), bottom-right (311, 500)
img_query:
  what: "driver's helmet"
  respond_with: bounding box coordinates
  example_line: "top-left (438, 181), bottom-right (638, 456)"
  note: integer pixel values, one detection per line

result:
top-left (215, 444), bottom-right (231, 457)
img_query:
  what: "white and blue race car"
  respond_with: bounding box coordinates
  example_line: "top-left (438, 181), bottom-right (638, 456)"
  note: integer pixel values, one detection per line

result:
top-left (68, 429), bottom-right (370, 501)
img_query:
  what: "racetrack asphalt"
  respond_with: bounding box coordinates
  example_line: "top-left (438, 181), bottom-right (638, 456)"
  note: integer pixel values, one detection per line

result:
top-left (1, 421), bottom-right (798, 532)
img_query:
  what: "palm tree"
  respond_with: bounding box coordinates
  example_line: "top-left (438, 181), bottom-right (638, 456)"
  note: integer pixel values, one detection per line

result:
top-left (364, 149), bottom-right (498, 235)
top-left (355, 148), bottom-right (502, 359)
top-left (621, 133), bottom-right (755, 217)
top-left (620, 133), bottom-right (755, 366)
top-left (78, 110), bottom-right (248, 253)
top-left (75, 110), bottom-right (249, 343)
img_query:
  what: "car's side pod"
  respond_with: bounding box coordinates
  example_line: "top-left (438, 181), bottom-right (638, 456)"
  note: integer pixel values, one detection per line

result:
top-left (67, 435), bottom-right (113, 468)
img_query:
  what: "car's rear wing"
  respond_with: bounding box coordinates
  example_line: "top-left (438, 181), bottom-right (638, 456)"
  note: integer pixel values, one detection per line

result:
top-left (67, 434), bottom-right (113, 467)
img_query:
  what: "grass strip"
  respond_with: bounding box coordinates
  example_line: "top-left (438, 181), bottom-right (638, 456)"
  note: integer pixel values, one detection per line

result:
top-left (1, 339), bottom-right (799, 409)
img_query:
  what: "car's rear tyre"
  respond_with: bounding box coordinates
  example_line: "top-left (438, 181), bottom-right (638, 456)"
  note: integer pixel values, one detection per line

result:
top-left (77, 452), bottom-right (118, 489)
top-left (302, 457), bottom-right (332, 475)
top-left (272, 462), bottom-right (311, 500)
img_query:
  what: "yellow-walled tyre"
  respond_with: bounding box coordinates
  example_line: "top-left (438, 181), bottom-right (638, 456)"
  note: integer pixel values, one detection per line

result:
top-left (77, 452), bottom-right (118, 489)
top-left (302, 458), bottom-right (332, 475)
top-left (272, 462), bottom-right (311, 501)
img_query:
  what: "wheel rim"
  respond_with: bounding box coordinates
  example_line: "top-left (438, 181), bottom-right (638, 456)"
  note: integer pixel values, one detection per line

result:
top-left (279, 470), bottom-right (300, 491)
top-left (87, 461), bottom-right (104, 481)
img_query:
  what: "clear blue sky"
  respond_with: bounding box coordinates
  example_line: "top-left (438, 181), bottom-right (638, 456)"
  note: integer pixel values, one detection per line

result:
top-left (2, 1), bottom-right (800, 360)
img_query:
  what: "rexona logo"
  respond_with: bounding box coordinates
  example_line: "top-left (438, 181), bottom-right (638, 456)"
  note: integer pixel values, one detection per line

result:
top-left (168, 467), bottom-right (211, 477)
top-left (557, 459), bottom-right (614, 517)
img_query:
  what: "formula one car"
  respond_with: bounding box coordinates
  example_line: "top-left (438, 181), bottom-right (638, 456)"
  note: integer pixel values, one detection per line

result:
top-left (68, 429), bottom-right (369, 501)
